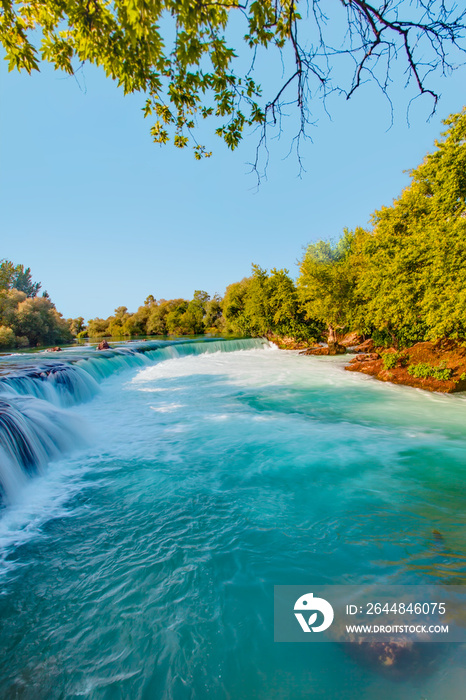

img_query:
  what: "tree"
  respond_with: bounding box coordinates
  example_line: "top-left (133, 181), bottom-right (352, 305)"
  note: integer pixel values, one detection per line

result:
top-left (68, 316), bottom-right (85, 336)
top-left (165, 300), bottom-right (190, 335)
top-left (146, 298), bottom-right (186, 335)
top-left (0, 260), bottom-right (41, 297)
top-left (87, 316), bottom-right (111, 338)
top-left (2, 1), bottom-right (465, 167)
top-left (12, 296), bottom-right (72, 346)
top-left (223, 264), bottom-right (320, 339)
top-left (357, 108), bottom-right (466, 343)
top-left (298, 229), bottom-right (359, 350)
top-left (223, 278), bottom-right (253, 335)
top-left (204, 294), bottom-right (224, 332)
top-left (299, 109), bottom-right (466, 347)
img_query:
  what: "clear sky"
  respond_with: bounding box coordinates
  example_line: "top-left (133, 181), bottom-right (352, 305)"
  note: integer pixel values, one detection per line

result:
top-left (1, 27), bottom-right (465, 321)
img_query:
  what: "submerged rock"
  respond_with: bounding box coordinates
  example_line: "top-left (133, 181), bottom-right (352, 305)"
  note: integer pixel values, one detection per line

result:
top-left (342, 638), bottom-right (442, 679)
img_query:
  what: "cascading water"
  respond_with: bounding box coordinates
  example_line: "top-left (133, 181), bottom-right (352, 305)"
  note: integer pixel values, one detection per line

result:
top-left (0, 337), bottom-right (269, 503)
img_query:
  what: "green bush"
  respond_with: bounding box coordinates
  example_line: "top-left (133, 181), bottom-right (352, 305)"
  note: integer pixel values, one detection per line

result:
top-left (382, 352), bottom-right (399, 370)
top-left (372, 324), bottom-right (427, 349)
top-left (407, 362), bottom-right (453, 381)
top-left (0, 325), bottom-right (15, 348)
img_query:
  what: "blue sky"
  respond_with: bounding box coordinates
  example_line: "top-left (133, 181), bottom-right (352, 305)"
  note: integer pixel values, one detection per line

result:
top-left (1, 28), bottom-right (465, 321)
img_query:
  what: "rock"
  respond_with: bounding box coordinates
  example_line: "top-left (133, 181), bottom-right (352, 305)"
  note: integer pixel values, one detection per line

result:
top-left (300, 346), bottom-right (329, 356)
top-left (97, 340), bottom-right (110, 350)
top-left (47, 347), bottom-right (62, 352)
top-left (339, 332), bottom-right (364, 347)
top-left (343, 638), bottom-right (442, 679)
top-left (349, 353), bottom-right (380, 363)
top-left (345, 338), bottom-right (466, 393)
top-left (354, 338), bottom-right (376, 353)
top-left (328, 342), bottom-right (346, 356)
top-left (268, 335), bottom-right (312, 350)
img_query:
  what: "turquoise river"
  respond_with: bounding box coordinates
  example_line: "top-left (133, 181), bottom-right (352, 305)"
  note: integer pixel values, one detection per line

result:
top-left (0, 337), bottom-right (465, 699)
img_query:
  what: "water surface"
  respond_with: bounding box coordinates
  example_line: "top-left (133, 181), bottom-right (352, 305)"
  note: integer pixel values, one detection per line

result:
top-left (0, 339), bottom-right (465, 698)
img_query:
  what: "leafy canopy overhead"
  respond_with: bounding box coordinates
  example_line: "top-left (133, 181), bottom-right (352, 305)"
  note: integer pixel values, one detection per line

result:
top-left (2, 1), bottom-right (465, 162)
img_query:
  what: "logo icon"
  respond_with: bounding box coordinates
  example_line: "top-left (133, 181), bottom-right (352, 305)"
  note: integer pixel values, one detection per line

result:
top-left (294, 592), bottom-right (334, 633)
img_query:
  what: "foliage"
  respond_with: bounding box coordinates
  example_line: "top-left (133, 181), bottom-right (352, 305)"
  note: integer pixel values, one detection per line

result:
top-left (357, 109), bottom-right (466, 343)
top-left (0, 325), bottom-right (15, 348)
top-left (297, 228), bottom-right (362, 339)
top-left (382, 352), bottom-right (399, 370)
top-left (1, 1), bottom-right (465, 162)
top-left (223, 265), bottom-right (320, 340)
top-left (68, 317), bottom-right (85, 336)
top-left (299, 109), bottom-right (466, 348)
top-left (0, 260), bottom-right (41, 297)
top-left (84, 290), bottom-right (225, 338)
top-left (0, 265), bottom-right (71, 348)
top-left (12, 296), bottom-right (73, 347)
top-left (407, 362), bottom-right (453, 381)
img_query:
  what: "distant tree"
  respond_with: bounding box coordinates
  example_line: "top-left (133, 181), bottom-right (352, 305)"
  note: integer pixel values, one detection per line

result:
top-left (147, 298), bottom-right (187, 335)
top-left (204, 294), bottom-right (224, 332)
top-left (0, 288), bottom-right (26, 327)
top-left (87, 317), bottom-right (111, 338)
top-left (179, 290), bottom-right (211, 334)
top-left (0, 325), bottom-right (15, 348)
top-left (13, 265), bottom-right (41, 297)
top-left (0, 260), bottom-right (41, 297)
top-left (165, 301), bottom-right (190, 335)
top-left (12, 296), bottom-right (72, 346)
top-left (68, 317), bottom-right (85, 336)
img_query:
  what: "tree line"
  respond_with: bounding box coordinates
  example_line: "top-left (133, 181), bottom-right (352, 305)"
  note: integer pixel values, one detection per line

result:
top-left (2, 109), bottom-right (465, 351)
top-left (0, 262), bottom-right (73, 348)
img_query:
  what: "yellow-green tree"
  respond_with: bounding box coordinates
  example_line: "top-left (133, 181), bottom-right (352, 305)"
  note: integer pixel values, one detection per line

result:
top-left (298, 230), bottom-right (360, 349)
top-left (358, 108), bottom-right (466, 343)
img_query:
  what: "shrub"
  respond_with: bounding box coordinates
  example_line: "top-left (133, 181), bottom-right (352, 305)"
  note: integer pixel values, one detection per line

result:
top-left (407, 362), bottom-right (453, 381)
top-left (382, 352), bottom-right (399, 370)
top-left (0, 325), bottom-right (15, 348)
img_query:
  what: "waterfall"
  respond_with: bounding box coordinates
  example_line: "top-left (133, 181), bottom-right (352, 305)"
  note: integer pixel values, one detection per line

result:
top-left (0, 338), bottom-right (270, 504)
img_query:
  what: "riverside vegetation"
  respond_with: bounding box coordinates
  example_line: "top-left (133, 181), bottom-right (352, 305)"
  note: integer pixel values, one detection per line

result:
top-left (2, 109), bottom-right (466, 391)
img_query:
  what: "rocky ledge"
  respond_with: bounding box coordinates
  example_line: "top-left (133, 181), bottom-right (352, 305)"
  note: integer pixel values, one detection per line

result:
top-left (345, 339), bottom-right (466, 393)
